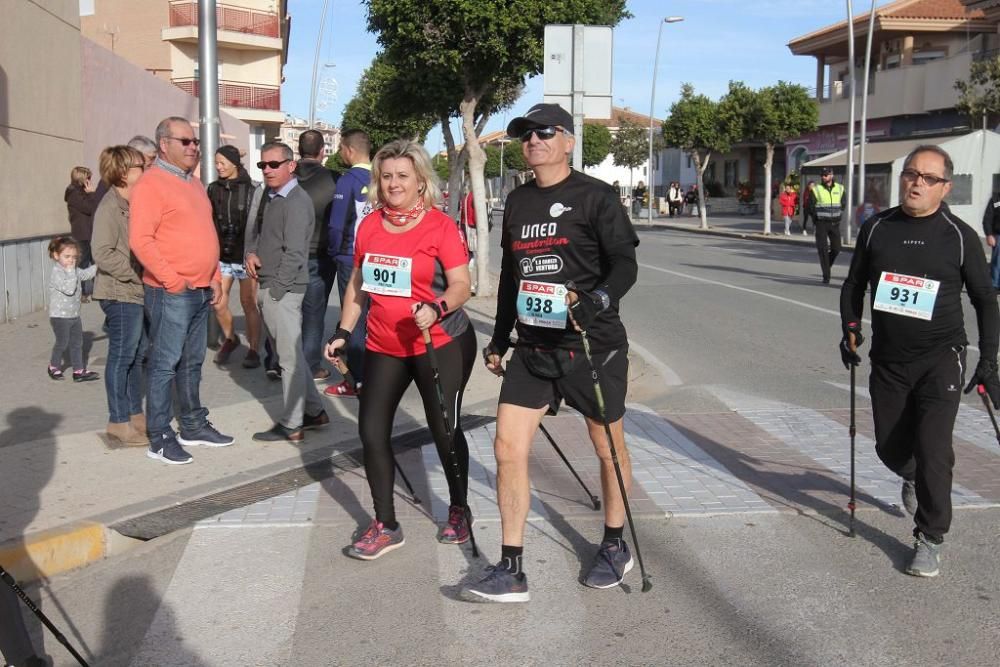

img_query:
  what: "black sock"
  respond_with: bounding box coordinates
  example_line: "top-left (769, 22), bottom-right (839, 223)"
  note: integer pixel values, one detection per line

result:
top-left (603, 525), bottom-right (624, 544)
top-left (381, 519), bottom-right (399, 531)
top-left (500, 544), bottom-right (523, 574)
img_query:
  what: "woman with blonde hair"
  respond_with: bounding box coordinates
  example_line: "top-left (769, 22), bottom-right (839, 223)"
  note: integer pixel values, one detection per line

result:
top-left (324, 139), bottom-right (477, 560)
top-left (91, 145), bottom-right (149, 445)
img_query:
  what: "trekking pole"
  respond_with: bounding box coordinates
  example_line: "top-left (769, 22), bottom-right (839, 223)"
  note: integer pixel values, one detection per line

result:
top-left (976, 385), bottom-right (1000, 447)
top-left (848, 334), bottom-right (857, 538)
top-left (420, 325), bottom-right (479, 557)
top-left (333, 351), bottom-right (420, 505)
top-left (538, 423), bottom-right (601, 510)
top-left (565, 284), bottom-right (651, 592)
top-left (0, 565), bottom-right (90, 667)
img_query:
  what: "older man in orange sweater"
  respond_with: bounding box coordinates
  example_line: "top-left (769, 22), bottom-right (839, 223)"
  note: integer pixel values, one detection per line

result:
top-left (130, 116), bottom-right (235, 464)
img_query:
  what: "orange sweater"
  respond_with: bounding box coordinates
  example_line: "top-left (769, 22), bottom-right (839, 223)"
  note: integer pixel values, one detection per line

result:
top-left (129, 166), bottom-right (221, 291)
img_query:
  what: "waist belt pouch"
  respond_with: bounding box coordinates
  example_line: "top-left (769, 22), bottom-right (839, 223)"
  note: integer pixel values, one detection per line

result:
top-left (519, 346), bottom-right (577, 379)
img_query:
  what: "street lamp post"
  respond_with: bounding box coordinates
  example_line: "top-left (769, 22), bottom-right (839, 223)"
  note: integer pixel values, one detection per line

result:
top-left (648, 16), bottom-right (684, 226)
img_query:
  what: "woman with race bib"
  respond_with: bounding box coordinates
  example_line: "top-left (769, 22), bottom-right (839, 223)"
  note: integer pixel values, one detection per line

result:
top-left (324, 139), bottom-right (477, 560)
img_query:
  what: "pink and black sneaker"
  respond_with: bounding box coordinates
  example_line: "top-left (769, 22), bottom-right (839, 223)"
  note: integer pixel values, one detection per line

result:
top-left (437, 505), bottom-right (472, 544)
top-left (348, 519), bottom-right (405, 560)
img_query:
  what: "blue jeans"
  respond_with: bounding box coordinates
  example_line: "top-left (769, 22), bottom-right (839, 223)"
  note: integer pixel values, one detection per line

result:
top-left (336, 258), bottom-right (368, 384)
top-left (100, 300), bottom-right (146, 423)
top-left (144, 286), bottom-right (211, 438)
top-left (301, 255), bottom-right (337, 373)
top-left (991, 245), bottom-right (1000, 289)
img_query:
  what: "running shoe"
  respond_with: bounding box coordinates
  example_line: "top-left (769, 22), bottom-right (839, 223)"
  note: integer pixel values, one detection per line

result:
top-left (242, 349), bottom-right (261, 369)
top-left (462, 562), bottom-right (530, 603)
top-left (72, 369), bottom-right (100, 382)
top-left (178, 421), bottom-right (235, 447)
top-left (214, 336), bottom-right (240, 364)
top-left (147, 433), bottom-right (193, 465)
top-left (906, 533), bottom-right (942, 578)
top-left (348, 520), bottom-right (405, 560)
top-left (437, 505), bottom-right (472, 544)
top-left (47, 365), bottom-right (64, 380)
top-left (583, 539), bottom-right (634, 589)
top-left (324, 380), bottom-right (358, 397)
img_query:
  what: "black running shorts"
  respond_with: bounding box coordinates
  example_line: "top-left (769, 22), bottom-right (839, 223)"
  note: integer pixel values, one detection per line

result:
top-left (499, 345), bottom-right (629, 422)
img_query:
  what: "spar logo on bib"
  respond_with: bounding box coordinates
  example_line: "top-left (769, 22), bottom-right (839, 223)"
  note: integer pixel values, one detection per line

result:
top-left (367, 254), bottom-right (411, 270)
top-left (885, 273), bottom-right (936, 291)
top-left (521, 280), bottom-right (559, 296)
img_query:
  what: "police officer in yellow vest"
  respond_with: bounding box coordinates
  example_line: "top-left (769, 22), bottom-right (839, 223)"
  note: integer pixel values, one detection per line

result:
top-left (809, 166), bottom-right (846, 284)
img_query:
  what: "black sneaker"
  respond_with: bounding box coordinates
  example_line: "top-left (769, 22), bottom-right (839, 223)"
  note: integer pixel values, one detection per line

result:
top-left (178, 421), bottom-right (235, 448)
top-left (462, 562), bottom-right (530, 603)
top-left (583, 539), bottom-right (634, 589)
top-left (252, 423), bottom-right (304, 443)
top-left (72, 369), bottom-right (100, 382)
top-left (265, 364), bottom-right (282, 381)
top-left (302, 410), bottom-right (329, 430)
top-left (147, 433), bottom-right (193, 465)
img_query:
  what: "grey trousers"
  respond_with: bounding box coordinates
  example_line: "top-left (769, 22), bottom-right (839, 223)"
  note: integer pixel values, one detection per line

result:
top-left (49, 316), bottom-right (83, 369)
top-left (258, 287), bottom-right (323, 429)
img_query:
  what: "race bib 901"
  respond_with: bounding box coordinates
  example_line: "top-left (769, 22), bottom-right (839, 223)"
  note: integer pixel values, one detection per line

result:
top-left (361, 253), bottom-right (412, 297)
top-left (873, 271), bottom-right (938, 321)
top-left (516, 280), bottom-right (568, 329)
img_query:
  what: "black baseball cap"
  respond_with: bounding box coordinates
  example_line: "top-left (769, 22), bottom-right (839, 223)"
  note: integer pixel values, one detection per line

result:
top-left (507, 103), bottom-right (575, 138)
top-left (821, 167), bottom-right (834, 176)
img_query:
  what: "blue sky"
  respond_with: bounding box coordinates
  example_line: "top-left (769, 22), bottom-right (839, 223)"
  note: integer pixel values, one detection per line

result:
top-left (281, 0), bottom-right (895, 148)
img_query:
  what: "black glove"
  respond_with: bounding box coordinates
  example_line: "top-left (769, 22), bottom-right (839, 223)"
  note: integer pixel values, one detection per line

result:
top-left (839, 321), bottom-right (864, 369)
top-left (482, 338), bottom-right (509, 366)
top-left (566, 282), bottom-right (609, 331)
top-left (326, 326), bottom-right (351, 354)
top-left (964, 358), bottom-right (1000, 409)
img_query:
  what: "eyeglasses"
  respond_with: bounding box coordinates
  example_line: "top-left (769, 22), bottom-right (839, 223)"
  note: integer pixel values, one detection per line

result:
top-left (167, 136), bottom-right (201, 147)
top-left (257, 159), bottom-right (291, 170)
top-left (129, 163), bottom-right (145, 171)
top-left (900, 169), bottom-right (949, 187)
top-left (518, 126), bottom-right (569, 142)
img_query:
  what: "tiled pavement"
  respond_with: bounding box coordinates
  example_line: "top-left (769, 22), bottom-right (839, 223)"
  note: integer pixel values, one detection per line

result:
top-left (199, 397), bottom-right (1000, 528)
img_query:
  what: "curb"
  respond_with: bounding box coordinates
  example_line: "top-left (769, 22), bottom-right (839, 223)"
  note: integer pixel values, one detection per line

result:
top-left (0, 522), bottom-right (111, 583)
top-left (638, 220), bottom-right (857, 251)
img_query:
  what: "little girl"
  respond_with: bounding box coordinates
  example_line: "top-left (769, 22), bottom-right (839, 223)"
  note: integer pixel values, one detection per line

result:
top-left (48, 236), bottom-right (100, 381)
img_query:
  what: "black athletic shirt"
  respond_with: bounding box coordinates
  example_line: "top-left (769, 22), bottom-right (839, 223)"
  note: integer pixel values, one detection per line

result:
top-left (491, 170), bottom-right (639, 353)
top-left (840, 205), bottom-right (999, 364)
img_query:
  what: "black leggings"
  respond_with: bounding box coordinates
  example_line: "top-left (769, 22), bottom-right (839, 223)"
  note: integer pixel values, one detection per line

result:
top-left (359, 326), bottom-right (477, 526)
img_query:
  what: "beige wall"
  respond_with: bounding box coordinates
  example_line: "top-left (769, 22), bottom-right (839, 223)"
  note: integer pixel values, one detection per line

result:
top-left (0, 0), bottom-right (83, 242)
top-left (170, 42), bottom-right (281, 83)
top-left (81, 38), bottom-right (251, 175)
top-left (81, 0), bottom-right (172, 82)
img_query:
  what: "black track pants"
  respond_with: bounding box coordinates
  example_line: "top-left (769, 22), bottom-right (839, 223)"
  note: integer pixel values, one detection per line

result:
top-left (358, 327), bottom-right (477, 526)
top-left (869, 346), bottom-right (965, 541)
top-left (814, 221), bottom-right (842, 281)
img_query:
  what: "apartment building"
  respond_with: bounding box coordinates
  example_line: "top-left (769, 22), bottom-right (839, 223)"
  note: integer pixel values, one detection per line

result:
top-left (280, 116), bottom-right (340, 161)
top-left (787, 0), bottom-right (997, 168)
top-left (81, 0), bottom-right (290, 154)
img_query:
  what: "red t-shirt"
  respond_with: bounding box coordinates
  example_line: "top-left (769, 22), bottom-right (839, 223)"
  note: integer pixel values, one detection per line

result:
top-left (354, 207), bottom-right (471, 357)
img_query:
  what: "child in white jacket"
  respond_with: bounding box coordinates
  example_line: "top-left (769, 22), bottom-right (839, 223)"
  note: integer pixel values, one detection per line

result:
top-left (48, 236), bottom-right (99, 381)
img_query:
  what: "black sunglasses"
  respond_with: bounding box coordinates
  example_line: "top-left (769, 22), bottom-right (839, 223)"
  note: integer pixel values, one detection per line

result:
top-left (518, 126), bottom-right (568, 142)
top-left (257, 159), bottom-right (291, 170)
top-left (167, 136), bottom-right (201, 147)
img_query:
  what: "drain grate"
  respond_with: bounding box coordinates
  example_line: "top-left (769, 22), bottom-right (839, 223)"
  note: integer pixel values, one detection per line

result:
top-left (111, 415), bottom-right (496, 540)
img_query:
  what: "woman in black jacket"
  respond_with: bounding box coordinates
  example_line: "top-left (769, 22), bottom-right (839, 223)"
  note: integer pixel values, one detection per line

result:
top-left (64, 166), bottom-right (100, 301)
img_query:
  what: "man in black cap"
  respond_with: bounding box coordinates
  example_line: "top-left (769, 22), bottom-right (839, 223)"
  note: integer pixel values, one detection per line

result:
top-left (809, 167), bottom-right (846, 283)
top-left (462, 103), bottom-right (640, 603)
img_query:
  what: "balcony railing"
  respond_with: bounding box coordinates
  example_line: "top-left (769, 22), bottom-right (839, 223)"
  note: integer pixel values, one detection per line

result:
top-left (168, 1), bottom-right (280, 38)
top-left (172, 78), bottom-right (281, 111)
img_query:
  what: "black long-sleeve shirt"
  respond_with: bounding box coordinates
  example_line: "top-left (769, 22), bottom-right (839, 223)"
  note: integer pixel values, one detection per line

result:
top-left (491, 171), bottom-right (639, 354)
top-left (841, 205), bottom-right (999, 364)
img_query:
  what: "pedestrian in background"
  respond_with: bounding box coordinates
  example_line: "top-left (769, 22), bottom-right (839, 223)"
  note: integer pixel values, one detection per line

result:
top-left (64, 166), bottom-right (99, 302)
top-left (47, 236), bottom-right (99, 382)
top-left (668, 181), bottom-right (682, 217)
top-left (801, 180), bottom-right (816, 235)
top-left (981, 189), bottom-right (1000, 290)
top-left (809, 167), bottom-right (845, 283)
top-left (324, 139), bottom-right (476, 560)
top-left (92, 145), bottom-right (149, 446)
top-left (207, 145), bottom-right (264, 368)
top-left (632, 180), bottom-right (646, 218)
top-left (779, 183), bottom-right (798, 236)
top-left (130, 116), bottom-right (235, 465)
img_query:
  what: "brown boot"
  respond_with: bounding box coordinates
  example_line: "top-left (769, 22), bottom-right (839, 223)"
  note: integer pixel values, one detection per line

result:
top-left (130, 413), bottom-right (147, 435)
top-left (107, 422), bottom-right (149, 446)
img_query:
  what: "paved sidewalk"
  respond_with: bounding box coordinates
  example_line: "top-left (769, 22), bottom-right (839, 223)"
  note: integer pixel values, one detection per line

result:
top-left (638, 211), bottom-right (858, 249)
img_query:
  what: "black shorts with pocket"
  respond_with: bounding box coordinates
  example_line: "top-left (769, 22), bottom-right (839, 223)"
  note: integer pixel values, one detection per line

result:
top-left (498, 344), bottom-right (629, 422)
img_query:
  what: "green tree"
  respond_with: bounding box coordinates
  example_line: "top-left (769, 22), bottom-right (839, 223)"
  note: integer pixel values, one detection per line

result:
top-left (366, 0), bottom-right (629, 295)
top-left (339, 54), bottom-right (437, 152)
top-left (720, 80), bottom-right (817, 234)
top-left (433, 153), bottom-right (450, 183)
top-left (662, 83), bottom-right (737, 229)
top-left (609, 119), bottom-right (648, 191)
top-left (582, 123), bottom-right (612, 168)
top-left (955, 55), bottom-right (1000, 129)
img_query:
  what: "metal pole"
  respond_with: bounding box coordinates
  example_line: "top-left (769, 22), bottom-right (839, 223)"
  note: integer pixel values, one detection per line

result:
top-left (844, 0), bottom-right (857, 245)
top-left (572, 24), bottom-right (585, 172)
top-left (198, 0), bottom-right (219, 185)
top-left (857, 0), bottom-right (876, 228)
top-left (648, 20), bottom-right (666, 227)
top-left (308, 0), bottom-right (332, 128)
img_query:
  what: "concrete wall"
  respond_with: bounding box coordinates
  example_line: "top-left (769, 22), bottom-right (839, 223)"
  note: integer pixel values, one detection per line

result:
top-left (81, 38), bottom-right (251, 177)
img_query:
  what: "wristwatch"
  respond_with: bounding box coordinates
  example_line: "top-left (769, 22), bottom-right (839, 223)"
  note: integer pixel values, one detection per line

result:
top-left (594, 289), bottom-right (610, 311)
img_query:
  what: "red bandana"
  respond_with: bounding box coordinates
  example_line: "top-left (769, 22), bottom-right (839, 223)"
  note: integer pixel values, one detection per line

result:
top-left (382, 200), bottom-right (425, 227)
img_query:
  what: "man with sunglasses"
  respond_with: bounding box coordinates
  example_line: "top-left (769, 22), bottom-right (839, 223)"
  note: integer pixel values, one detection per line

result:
top-left (463, 103), bottom-right (639, 602)
top-left (130, 116), bottom-right (235, 465)
top-left (840, 144), bottom-right (1000, 578)
top-left (245, 142), bottom-right (328, 442)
